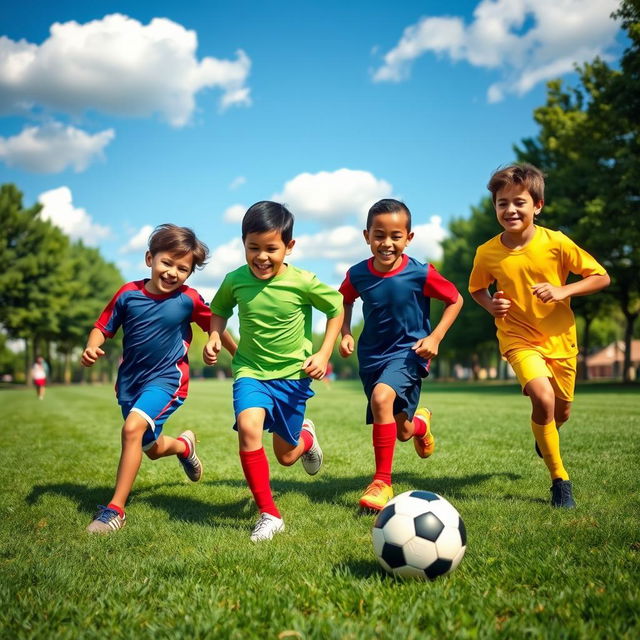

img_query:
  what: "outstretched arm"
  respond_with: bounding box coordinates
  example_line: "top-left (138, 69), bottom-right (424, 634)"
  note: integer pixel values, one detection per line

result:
top-left (413, 293), bottom-right (464, 359)
top-left (81, 328), bottom-right (107, 367)
top-left (303, 311), bottom-right (344, 379)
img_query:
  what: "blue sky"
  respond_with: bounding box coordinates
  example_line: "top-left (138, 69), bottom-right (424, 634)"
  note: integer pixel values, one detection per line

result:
top-left (0, 0), bottom-right (624, 311)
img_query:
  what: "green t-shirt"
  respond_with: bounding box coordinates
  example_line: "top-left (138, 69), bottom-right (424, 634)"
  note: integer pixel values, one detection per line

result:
top-left (210, 264), bottom-right (343, 380)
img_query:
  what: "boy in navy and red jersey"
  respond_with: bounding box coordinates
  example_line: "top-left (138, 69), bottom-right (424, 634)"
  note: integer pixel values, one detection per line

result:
top-left (339, 199), bottom-right (463, 511)
top-left (82, 224), bottom-right (236, 533)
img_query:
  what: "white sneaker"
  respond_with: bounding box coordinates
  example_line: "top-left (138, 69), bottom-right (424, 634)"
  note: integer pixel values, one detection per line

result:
top-left (177, 430), bottom-right (202, 482)
top-left (300, 418), bottom-right (323, 475)
top-left (250, 513), bottom-right (285, 542)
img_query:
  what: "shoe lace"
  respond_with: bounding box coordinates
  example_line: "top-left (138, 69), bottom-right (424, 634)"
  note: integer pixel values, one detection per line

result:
top-left (253, 514), bottom-right (273, 535)
top-left (94, 505), bottom-right (119, 523)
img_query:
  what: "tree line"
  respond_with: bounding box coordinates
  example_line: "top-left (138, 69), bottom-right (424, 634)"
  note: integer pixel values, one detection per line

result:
top-left (440, 1), bottom-right (639, 382)
top-left (1, 3), bottom-right (638, 384)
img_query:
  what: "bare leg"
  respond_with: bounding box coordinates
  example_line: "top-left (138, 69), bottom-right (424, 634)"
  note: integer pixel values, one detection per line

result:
top-left (109, 413), bottom-right (149, 510)
top-left (273, 432), bottom-right (304, 466)
top-left (145, 434), bottom-right (186, 460)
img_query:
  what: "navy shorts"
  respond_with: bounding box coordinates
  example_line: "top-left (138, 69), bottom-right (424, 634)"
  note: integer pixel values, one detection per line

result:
top-left (119, 386), bottom-right (184, 450)
top-left (233, 377), bottom-right (314, 446)
top-left (360, 355), bottom-right (427, 424)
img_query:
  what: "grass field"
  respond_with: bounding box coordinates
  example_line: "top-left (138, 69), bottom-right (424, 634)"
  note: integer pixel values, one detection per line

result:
top-left (1, 379), bottom-right (639, 639)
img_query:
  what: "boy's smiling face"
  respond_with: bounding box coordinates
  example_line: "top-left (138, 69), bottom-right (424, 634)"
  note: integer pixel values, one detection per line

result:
top-left (244, 229), bottom-right (295, 280)
top-left (494, 184), bottom-right (543, 236)
top-left (144, 250), bottom-right (193, 295)
top-left (364, 211), bottom-right (414, 272)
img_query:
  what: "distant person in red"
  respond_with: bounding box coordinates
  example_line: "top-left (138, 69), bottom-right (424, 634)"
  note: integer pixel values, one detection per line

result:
top-left (32, 356), bottom-right (48, 400)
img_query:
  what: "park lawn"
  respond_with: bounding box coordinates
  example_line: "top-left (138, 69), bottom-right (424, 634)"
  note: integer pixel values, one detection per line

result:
top-left (1, 380), bottom-right (638, 639)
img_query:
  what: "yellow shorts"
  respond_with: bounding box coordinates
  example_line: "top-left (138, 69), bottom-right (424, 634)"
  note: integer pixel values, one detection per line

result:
top-left (507, 349), bottom-right (577, 402)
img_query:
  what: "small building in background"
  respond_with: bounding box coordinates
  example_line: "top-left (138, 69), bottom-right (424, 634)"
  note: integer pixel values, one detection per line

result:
top-left (586, 340), bottom-right (640, 380)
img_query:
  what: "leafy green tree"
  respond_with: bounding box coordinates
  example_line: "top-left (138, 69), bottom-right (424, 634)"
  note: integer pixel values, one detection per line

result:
top-left (0, 184), bottom-right (72, 379)
top-left (515, 1), bottom-right (640, 381)
top-left (55, 243), bottom-right (124, 383)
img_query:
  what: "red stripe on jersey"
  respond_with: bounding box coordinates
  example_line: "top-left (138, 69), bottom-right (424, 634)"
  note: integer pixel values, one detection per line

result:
top-left (181, 286), bottom-right (212, 333)
top-left (95, 281), bottom-right (142, 337)
top-left (339, 271), bottom-right (359, 304)
top-left (423, 264), bottom-right (459, 305)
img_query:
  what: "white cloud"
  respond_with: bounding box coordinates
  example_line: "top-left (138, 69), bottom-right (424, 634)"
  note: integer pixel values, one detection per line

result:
top-left (272, 168), bottom-right (392, 222)
top-left (190, 237), bottom-right (245, 289)
top-left (120, 224), bottom-right (154, 254)
top-left (0, 122), bottom-right (113, 173)
top-left (293, 226), bottom-right (368, 262)
top-left (0, 13), bottom-right (251, 126)
top-left (293, 216), bottom-right (447, 266)
top-left (38, 186), bottom-right (110, 244)
top-left (409, 216), bottom-right (447, 262)
top-left (223, 204), bottom-right (247, 222)
top-left (228, 176), bottom-right (246, 190)
top-left (372, 0), bottom-right (620, 101)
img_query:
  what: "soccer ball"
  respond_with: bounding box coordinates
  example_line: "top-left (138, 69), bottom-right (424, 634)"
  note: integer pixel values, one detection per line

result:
top-left (372, 490), bottom-right (467, 580)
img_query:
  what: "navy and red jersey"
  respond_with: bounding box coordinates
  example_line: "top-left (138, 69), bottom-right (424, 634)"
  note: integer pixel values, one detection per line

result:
top-left (94, 280), bottom-right (211, 403)
top-left (339, 255), bottom-right (459, 373)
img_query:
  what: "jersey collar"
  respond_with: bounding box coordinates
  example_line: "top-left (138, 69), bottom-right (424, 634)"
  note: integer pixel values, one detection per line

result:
top-left (367, 253), bottom-right (409, 278)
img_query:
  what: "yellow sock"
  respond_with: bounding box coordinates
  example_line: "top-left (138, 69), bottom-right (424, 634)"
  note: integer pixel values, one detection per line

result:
top-left (531, 419), bottom-right (569, 481)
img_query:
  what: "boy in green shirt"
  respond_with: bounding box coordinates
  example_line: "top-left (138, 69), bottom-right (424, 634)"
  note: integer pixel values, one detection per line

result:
top-left (204, 201), bottom-right (343, 541)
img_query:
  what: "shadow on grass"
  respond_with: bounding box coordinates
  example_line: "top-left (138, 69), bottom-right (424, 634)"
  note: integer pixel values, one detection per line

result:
top-left (25, 481), bottom-right (253, 530)
top-left (259, 471), bottom-right (523, 508)
top-left (25, 469), bottom-right (525, 531)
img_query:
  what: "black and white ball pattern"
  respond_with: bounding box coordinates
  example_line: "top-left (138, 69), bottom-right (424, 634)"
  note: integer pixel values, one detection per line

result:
top-left (372, 490), bottom-right (467, 580)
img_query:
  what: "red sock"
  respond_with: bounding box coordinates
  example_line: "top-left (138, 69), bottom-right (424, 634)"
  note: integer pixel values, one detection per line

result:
top-left (372, 422), bottom-right (396, 486)
top-left (107, 502), bottom-right (125, 518)
top-left (239, 448), bottom-right (281, 519)
top-left (176, 437), bottom-right (190, 459)
top-left (299, 428), bottom-right (313, 453)
top-left (412, 414), bottom-right (427, 438)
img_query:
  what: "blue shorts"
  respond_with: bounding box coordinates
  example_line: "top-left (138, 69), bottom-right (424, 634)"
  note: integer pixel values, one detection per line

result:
top-left (119, 386), bottom-right (184, 451)
top-left (233, 377), bottom-right (314, 446)
top-left (360, 356), bottom-right (426, 425)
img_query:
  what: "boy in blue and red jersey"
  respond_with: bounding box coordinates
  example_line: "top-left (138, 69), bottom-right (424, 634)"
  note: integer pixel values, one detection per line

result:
top-left (82, 224), bottom-right (236, 533)
top-left (339, 199), bottom-right (463, 511)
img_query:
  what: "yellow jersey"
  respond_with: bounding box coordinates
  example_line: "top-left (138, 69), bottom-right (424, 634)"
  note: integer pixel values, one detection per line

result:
top-left (468, 226), bottom-right (607, 358)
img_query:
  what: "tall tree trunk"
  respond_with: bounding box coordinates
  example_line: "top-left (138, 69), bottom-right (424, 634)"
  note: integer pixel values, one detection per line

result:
top-left (622, 310), bottom-right (637, 383)
top-left (580, 314), bottom-right (592, 381)
top-left (64, 350), bottom-right (71, 384)
top-left (24, 337), bottom-right (31, 385)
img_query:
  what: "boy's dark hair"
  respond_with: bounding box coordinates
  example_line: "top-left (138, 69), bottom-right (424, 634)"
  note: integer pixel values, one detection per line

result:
top-left (148, 224), bottom-right (209, 271)
top-left (487, 163), bottom-right (545, 204)
top-left (366, 199), bottom-right (412, 231)
top-left (242, 201), bottom-right (294, 244)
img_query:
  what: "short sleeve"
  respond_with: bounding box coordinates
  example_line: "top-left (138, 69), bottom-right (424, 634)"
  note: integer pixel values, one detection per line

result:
top-left (468, 249), bottom-right (494, 293)
top-left (423, 264), bottom-right (459, 304)
top-left (560, 234), bottom-right (607, 278)
top-left (338, 270), bottom-right (359, 305)
top-left (209, 274), bottom-right (237, 319)
top-left (94, 284), bottom-right (131, 337)
top-left (306, 274), bottom-right (343, 318)
top-left (185, 287), bottom-right (212, 332)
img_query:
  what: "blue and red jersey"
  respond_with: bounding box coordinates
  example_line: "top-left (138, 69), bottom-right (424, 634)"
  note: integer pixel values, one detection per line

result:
top-left (94, 280), bottom-right (211, 403)
top-left (339, 255), bottom-right (459, 373)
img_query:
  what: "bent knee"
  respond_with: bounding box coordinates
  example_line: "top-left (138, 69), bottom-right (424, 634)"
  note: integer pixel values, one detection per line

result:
top-left (144, 444), bottom-right (160, 460)
top-left (275, 452), bottom-right (297, 467)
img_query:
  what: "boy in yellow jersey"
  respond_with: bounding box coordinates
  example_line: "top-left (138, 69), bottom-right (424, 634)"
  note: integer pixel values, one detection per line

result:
top-left (468, 164), bottom-right (610, 508)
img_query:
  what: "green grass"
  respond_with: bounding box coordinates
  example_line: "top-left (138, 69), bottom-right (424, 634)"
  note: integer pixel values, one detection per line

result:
top-left (1, 380), bottom-right (639, 639)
